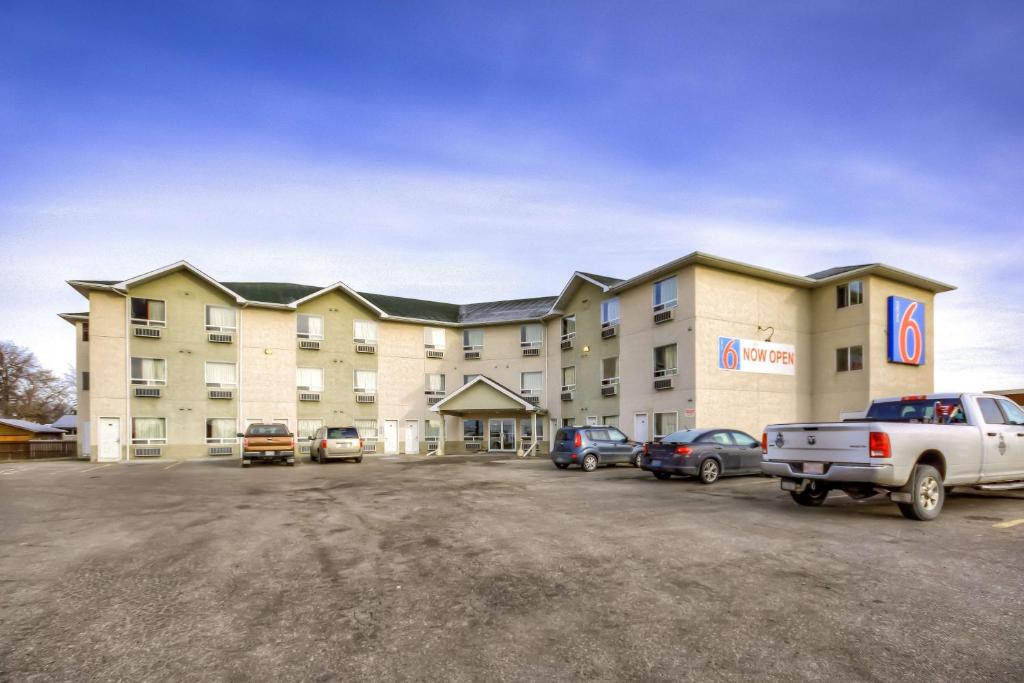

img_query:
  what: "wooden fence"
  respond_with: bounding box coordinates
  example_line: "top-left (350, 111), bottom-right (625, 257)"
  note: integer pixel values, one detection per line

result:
top-left (0, 440), bottom-right (78, 461)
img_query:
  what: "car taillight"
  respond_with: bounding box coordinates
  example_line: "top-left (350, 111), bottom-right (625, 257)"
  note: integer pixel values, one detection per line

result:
top-left (869, 432), bottom-right (891, 458)
top-left (761, 432), bottom-right (768, 455)
top-left (675, 446), bottom-right (692, 456)
top-left (359, 438), bottom-right (363, 449)
top-left (642, 442), bottom-right (649, 455)
top-left (574, 432), bottom-right (582, 448)
top-left (321, 440), bottom-right (328, 449)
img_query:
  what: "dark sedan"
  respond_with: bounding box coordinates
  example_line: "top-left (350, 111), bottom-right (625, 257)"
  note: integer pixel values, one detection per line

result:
top-left (640, 428), bottom-right (763, 484)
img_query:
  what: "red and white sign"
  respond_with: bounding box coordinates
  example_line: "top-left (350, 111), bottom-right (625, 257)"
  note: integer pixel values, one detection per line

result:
top-left (718, 337), bottom-right (796, 376)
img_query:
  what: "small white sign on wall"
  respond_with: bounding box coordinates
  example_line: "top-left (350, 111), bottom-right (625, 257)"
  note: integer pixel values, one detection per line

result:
top-left (718, 337), bottom-right (796, 376)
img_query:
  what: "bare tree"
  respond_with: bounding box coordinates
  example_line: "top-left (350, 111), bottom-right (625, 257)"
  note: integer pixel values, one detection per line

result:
top-left (0, 341), bottom-right (75, 424)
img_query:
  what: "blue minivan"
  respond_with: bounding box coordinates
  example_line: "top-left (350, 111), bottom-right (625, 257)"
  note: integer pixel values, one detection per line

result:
top-left (551, 426), bottom-right (643, 472)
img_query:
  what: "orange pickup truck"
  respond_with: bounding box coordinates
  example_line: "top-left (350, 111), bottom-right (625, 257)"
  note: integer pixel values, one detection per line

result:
top-left (238, 423), bottom-right (296, 467)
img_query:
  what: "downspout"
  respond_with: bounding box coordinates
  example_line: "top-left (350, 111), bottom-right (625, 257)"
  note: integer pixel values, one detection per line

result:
top-left (119, 290), bottom-right (131, 462)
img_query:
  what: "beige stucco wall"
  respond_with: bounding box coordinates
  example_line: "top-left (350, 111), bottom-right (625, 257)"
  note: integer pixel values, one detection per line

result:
top-left (693, 265), bottom-right (813, 438)
top-left (240, 306), bottom-right (296, 438)
top-left (866, 275), bottom-right (936, 401)
top-left (87, 290), bottom-right (128, 461)
top-left (74, 320), bottom-right (91, 455)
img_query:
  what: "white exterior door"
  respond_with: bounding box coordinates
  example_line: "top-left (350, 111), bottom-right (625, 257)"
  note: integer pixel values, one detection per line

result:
top-left (383, 420), bottom-right (399, 455)
top-left (634, 413), bottom-right (649, 443)
top-left (404, 420), bottom-right (419, 455)
top-left (97, 417), bottom-right (121, 462)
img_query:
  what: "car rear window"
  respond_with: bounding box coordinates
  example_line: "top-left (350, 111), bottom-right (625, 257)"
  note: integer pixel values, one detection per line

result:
top-left (327, 427), bottom-right (359, 439)
top-left (866, 399), bottom-right (966, 423)
top-left (247, 424), bottom-right (289, 436)
top-left (555, 430), bottom-right (573, 442)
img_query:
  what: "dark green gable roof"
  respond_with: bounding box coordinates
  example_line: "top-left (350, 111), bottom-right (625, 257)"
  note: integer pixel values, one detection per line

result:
top-left (220, 282), bottom-right (322, 305)
top-left (577, 272), bottom-right (624, 287)
top-left (358, 292), bottom-right (461, 323)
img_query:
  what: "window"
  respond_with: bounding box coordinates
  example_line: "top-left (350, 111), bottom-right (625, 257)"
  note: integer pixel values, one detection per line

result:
top-left (132, 417), bottom-right (166, 444)
top-left (425, 373), bottom-right (446, 394)
top-left (601, 298), bottom-right (620, 326)
top-left (297, 314), bottom-right (324, 340)
top-left (602, 415), bottom-right (619, 429)
top-left (205, 361), bottom-right (237, 387)
top-left (561, 418), bottom-right (575, 427)
top-left (561, 366), bottom-right (576, 390)
top-left (520, 418), bottom-right (545, 439)
top-left (654, 344), bottom-right (678, 377)
top-left (130, 298), bottom-right (166, 326)
top-left (296, 367), bottom-right (324, 391)
top-left (424, 420), bottom-right (441, 442)
top-left (836, 345), bottom-right (864, 372)
top-left (205, 305), bottom-right (237, 331)
top-left (463, 329), bottom-right (484, 350)
top-left (354, 419), bottom-right (378, 440)
top-left (130, 357), bottom-right (166, 385)
top-left (206, 418), bottom-right (237, 443)
top-left (248, 423), bottom-right (289, 437)
top-left (81, 371), bottom-right (90, 391)
top-left (520, 324), bottom-right (543, 348)
top-left (82, 322), bottom-right (89, 342)
top-left (353, 319), bottom-right (378, 343)
top-left (424, 327), bottom-right (446, 349)
top-left (521, 371), bottom-right (543, 395)
top-left (602, 357), bottom-right (619, 384)
top-left (698, 432), bottom-right (734, 445)
top-left (463, 374), bottom-right (480, 385)
top-left (463, 419), bottom-right (483, 439)
top-left (298, 419), bottom-right (323, 441)
top-left (586, 416), bottom-right (600, 426)
top-left (561, 316), bottom-right (576, 338)
top-left (654, 412), bottom-right (678, 438)
top-left (837, 281), bottom-right (864, 309)
top-left (978, 398), bottom-right (1006, 424)
top-left (328, 427), bottom-right (359, 439)
top-left (588, 428), bottom-right (611, 441)
top-left (997, 400), bottom-right (1024, 426)
top-left (731, 432), bottom-right (760, 447)
top-left (866, 399), bottom-right (966, 423)
top-left (607, 427), bottom-right (628, 441)
top-left (354, 369), bottom-right (377, 393)
top-left (653, 277), bottom-right (678, 310)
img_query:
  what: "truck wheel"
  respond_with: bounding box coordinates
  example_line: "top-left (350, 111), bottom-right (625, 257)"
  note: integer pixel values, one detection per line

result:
top-left (355, 456), bottom-right (363, 463)
top-left (790, 483), bottom-right (828, 506)
top-left (581, 454), bottom-right (599, 472)
top-left (632, 452), bottom-right (642, 467)
top-left (699, 459), bottom-right (721, 484)
top-left (897, 464), bottom-right (944, 521)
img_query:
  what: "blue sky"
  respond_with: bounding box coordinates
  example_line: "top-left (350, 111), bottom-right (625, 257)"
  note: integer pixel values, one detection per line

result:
top-left (1, 1), bottom-right (1022, 391)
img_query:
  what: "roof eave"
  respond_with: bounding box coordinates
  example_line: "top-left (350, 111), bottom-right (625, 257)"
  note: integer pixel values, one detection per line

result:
top-left (812, 265), bottom-right (956, 293)
top-left (112, 261), bottom-right (247, 304)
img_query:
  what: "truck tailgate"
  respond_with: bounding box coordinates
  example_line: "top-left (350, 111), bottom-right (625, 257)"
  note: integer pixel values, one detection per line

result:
top-left (765, 423), bottom-right (871, 464)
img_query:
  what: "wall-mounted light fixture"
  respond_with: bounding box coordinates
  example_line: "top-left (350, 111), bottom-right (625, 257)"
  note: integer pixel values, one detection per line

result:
top-left (582, 345), bottom-right (591, 354)
top-left (757, 325), bottom-right (775, 342)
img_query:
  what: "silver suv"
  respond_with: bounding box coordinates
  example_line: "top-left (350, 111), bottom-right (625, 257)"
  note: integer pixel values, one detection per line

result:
top-left (551, 426), bottom-right (643, 472)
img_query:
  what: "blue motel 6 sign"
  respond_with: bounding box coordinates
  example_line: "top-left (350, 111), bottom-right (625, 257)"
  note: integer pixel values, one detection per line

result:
top-left (887, 296), bottom-right (925, 365)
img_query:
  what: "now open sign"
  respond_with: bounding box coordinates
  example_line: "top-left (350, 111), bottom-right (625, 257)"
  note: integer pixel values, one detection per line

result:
top-left (718, 337), bottom-right (796, 375)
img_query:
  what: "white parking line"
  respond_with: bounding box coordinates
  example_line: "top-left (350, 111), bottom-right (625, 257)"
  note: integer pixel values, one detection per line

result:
top-left (80, 464), bottom-right (113, 473)
top-left (163, 461), bottom-right (182, 470)
top-left (0, 468), bottom-right (23, 475)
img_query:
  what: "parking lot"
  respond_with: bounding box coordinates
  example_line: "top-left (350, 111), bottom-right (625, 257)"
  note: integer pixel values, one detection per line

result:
top-left (1, 456), bottom-right (1022, 681)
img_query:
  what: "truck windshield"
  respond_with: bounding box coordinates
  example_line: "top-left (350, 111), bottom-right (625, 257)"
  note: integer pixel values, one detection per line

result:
top-left (866, 399), bottom-right (966, 424)
top-left (248, 424), bottom-right (290, 436)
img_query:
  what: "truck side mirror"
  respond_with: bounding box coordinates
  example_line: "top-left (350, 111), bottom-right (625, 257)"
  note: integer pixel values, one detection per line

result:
top-left (235, 432), bottom-right (244, 438)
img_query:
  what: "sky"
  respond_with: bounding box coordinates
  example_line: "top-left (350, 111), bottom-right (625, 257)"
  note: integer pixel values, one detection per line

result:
top-left (1, 1), bottom-right (1022, 392)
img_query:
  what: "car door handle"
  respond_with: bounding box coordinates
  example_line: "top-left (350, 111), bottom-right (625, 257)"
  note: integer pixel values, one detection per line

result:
top-left (987, 432), bottom-right (997, 437)
top-left (1017, 433), bottom-right (1024, 437)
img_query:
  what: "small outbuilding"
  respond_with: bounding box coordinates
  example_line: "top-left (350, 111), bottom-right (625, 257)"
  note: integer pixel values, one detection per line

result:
top-left (50, 414), bottom-right (78, 436)
top-left (0, 418), bottom-right (66, 442)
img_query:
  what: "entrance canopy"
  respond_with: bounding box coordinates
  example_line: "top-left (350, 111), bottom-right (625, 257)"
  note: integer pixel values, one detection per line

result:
top-left (430, 376), bottom-right (545, 455)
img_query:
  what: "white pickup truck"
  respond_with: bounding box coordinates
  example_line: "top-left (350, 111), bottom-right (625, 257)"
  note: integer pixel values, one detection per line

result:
top-left (761, 393), bottom-right (1024, 520)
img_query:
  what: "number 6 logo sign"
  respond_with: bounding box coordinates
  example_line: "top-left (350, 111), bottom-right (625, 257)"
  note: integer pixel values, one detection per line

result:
top-left (887, 296), bottom-right (925, 365)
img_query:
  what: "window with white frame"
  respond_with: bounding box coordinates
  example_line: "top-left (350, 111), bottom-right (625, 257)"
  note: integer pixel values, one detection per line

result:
top-left (297, 314), bottom-right (324, 340)
top-left (561, 315), bottom-right (576, 339)
top-left (131, 357), bottom-right (166, 385)
top-left (425, 373), bottom-right (446, 394)
top-left (353, 319), bottom-right (378, 343)
top-left (131, 297), bottom-right (166, 326)
top-left (205, 361), bottom-right (237, 387)
top-left (298, 419), bottom-right (323, 441)
top-left (205, 305), bottom-right (236, 331)
top-left (603, 415), bottom-right (619, 429)
top-left (561, 366), bottom-right (576, 390)
top-left (654, 344), bottom-right (678, 377)
top-left (463, 419), bottom-right (483, 439)
top-left (837, 281), bottom-right (864, 309)
top-left (354, 369), bottom-right (377, 393)
top-left (652, 276), bottom-right (678, 310)
top-left (424, 327), bottom-right (446, 349)
top-left (132, 417), bottom-right (166, 444)
top-left (602, 357), bottom-right (619, 385)
top-left (424, 419), bottom-right (441, 442)
top-left (654, 412), bottom-right (678, 438)
top-left (206, 418), bottom-right (237, 443)
top-left (520, 418), bottom-right (544, 439)
top-left (836, 345), bottom-right (864, 372)
top-left (463, 374), bottom-right (480, 384)
top-left (520, 323), bottom-right (543, 348)
top-left (296, 367), bottom-right (324, 391)
top-left (521, 371), bottom-right (543, 396)
top-left (354, 418), bottom-right (378, 440)
top-left (463, 328), bottom-right (484, 350)
top-left (601, 298), bottom-right (620, 327)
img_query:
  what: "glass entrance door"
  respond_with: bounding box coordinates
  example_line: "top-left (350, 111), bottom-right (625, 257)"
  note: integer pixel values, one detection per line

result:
top-left (488, 418), bottom-right (516, 452)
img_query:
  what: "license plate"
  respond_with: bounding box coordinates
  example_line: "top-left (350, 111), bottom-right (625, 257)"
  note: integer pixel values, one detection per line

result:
top-left (267, 450), bottom-right (277, 456)
top-left (804, 462), bottom-right (824, 475)
top-left (651, 460), bottom-right (661, 467)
